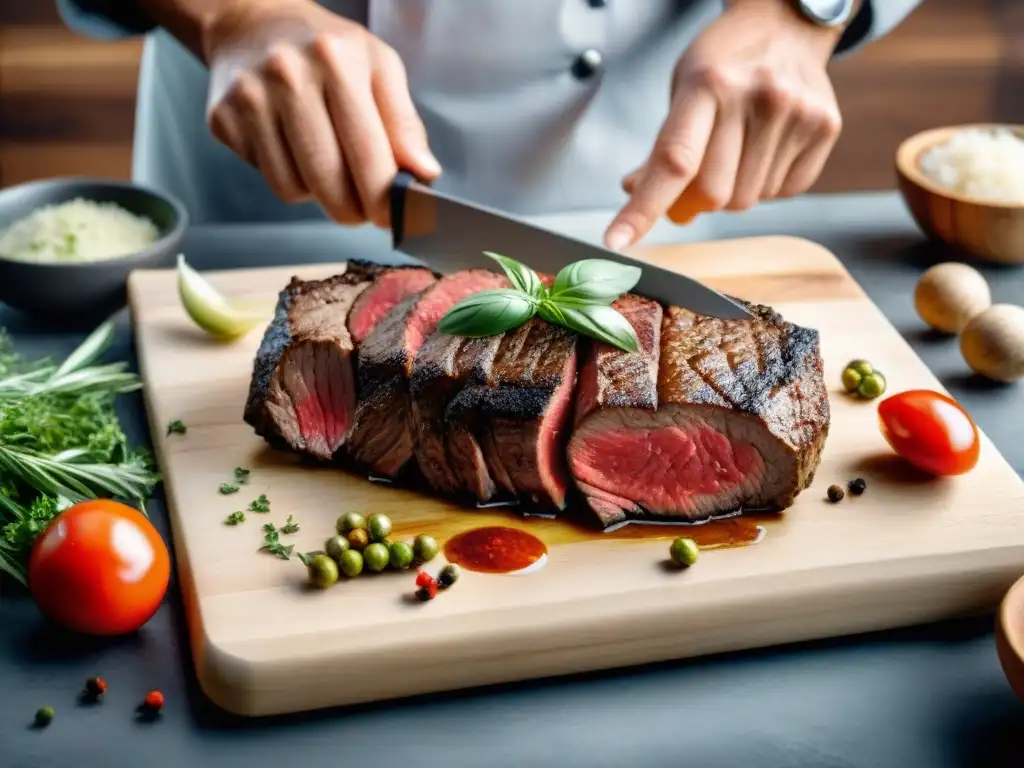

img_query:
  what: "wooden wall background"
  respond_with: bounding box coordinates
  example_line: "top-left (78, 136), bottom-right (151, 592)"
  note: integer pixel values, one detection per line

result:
top-left (1, 0), bottom-right (1022, 193)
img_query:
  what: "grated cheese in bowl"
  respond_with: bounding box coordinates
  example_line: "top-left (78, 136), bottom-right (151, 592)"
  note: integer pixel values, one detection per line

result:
top-left (0, 198), bottom-right (161, 264)
top-left (919, 128), bottom-right (1024, 205)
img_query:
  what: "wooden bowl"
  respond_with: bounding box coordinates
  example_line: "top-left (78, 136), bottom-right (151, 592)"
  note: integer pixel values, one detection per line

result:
top-left (896, 124), bottom-right (1024, 265)
top-left (996, 573), bottom-right (1024, 703)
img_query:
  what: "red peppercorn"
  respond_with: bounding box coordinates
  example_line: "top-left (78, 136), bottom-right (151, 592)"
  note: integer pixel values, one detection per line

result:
top-left (143, 690), bottom-right (165, 712)
top-left (85, 677), bottom-right (107, 697)
top-left (415, 570), bottom-right (434, 589)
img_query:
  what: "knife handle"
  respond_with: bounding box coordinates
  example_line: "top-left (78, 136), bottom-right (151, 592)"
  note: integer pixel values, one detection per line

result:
top-left (390, 170), bottom-right (420, 249)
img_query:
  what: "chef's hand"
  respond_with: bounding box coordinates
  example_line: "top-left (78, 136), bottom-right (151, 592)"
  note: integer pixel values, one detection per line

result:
top-left (203, 0), bottom-right (441, 226)
top-left (606, 0), bottom-right (845, 250)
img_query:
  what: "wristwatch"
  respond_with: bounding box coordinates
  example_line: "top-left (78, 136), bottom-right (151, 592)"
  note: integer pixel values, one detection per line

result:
top-left (795, 0), bottom-right (858, 27)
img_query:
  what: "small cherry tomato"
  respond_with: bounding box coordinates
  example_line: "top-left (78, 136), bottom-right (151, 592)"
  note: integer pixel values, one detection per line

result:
top-left (28, 500), bottom-right (170, 636)
top-left (877, 389), bottom-right (980, 476)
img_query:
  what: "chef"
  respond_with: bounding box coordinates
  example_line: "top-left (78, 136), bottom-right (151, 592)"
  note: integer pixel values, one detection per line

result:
top-left (59, 0), bottom-right (919, 247)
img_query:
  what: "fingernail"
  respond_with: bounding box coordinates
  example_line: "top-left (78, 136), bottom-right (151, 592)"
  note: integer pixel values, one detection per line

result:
top-left (605, 223), bottom-right (635, 252)
top-left (418, 152), bottom-right (442, 177)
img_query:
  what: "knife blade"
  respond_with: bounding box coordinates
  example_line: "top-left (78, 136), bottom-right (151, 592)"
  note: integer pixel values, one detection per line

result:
top-left (390, 171), bottom-right (752, 319)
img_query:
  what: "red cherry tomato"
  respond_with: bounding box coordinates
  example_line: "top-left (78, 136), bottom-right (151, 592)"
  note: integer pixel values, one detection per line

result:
top-left (877, 389), bottom-right (980, 476)
top-left (28, 500), bottom-right (170, 636)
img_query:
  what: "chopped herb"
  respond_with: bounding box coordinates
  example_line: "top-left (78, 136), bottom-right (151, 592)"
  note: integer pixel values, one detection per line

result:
top-left (224, 511), bottom-right (246, 526)
top-left (219, 483), bottom-right (239, 495)
top-left (260, 522), bottom-right (293, 560)
top-left (166, 419), bottom-right (187, 436)
top-left (233, 467), bottom-right (250, 483)
top-left (281, 515), bottom-right (299, 534)
top-left (248, 494), bottom-right (270, 513)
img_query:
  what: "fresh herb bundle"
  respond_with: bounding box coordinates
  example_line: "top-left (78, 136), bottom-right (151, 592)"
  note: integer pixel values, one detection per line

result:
top-left (0, 322), bottom-right (161, 585)
top-left (438, 253), bottom-right (642, 352)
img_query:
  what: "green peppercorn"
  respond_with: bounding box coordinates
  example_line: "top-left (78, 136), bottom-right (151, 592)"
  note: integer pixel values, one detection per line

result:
top-left (338, 548), bottom-right (364, 578)
top-left (846, 359), bottom-right (873, 377)
top-left (307, 554), bottom-right (339, 589)
top-left (848, 477), bottom-right (867, 495)
top-left (841, 367), bottom-right (862, 393)
top-left (346, 527), bottom-right (370, 551)
top-left (389, 541), bottom-right (415, 570)
top-left (856, 370), bottom-right (886, 399)
top-left (367, 513), bottom-right (393, 543)
top-left (35, 706), bottom-right (54, 727)
top-left (669, 537), bottom-right (699, 567)
top-left (337, 512), bottom-right (367, 534)
top-left (413, 534), bottom-right (439, 563)
top-left (364, 542), bottom-right (390, 573)
top-left (437, 563), bottom-right (461, 589)
top-left (827, 484), bottom-right (845, 503)
top-left (325, 534), bottom-right (350, 561)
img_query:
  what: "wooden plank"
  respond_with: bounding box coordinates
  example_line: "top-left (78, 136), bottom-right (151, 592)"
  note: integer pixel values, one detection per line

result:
top-left (128, 237), bottom-right (1024, 717)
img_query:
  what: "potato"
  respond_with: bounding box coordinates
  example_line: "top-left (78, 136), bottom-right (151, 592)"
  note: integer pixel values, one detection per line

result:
top-left (960, 304), bottom-right (1024, 383)
top-left (914, 262), bottom-right (991, 334)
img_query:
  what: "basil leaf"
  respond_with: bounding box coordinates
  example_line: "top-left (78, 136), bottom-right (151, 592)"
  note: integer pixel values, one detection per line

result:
top-left (550, 259), bottom-right (641, 304)
top-left (539, 300), bottom-right (639, 353)
top-left (438, 289), bottom-right (538, 338)
top-left (484, 251), bottom-right (545, 299)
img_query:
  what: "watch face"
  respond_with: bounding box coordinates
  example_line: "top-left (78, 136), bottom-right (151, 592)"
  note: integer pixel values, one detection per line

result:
top-left (799, 0), bottom-right (853, 26)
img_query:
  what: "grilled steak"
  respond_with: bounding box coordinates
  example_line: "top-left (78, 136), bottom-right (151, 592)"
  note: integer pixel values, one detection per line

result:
top-left (409, 324), bottom-right (507, 496)
top-left (449, 318), bottom-right (578, 510)
top-left (568, 300), bottom-right (829, 526)
top-left (348, 267), bottom-right (436, 344)
top-left (243, 262), bottom-right (383, 460)
top-left (345, 269), bottom-right (507, 477)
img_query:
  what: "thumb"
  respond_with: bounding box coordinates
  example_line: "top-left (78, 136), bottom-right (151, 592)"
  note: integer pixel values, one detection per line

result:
top-left (372, 46), bottom-right (442, 180)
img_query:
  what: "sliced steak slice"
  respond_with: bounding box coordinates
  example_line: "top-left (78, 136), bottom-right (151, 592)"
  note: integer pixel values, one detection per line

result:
top-left (452, 318), bottom-right (578, 511)
top-left (568, 295), bottom-right (663, 523)
top-left (348, 266), bottom-right (436, 344)
top-left (345, 269), bottom-right (507, 477)
top-left (409, 318), bottom-right (507, 496)
top-left (243, 262), bottom-right (382, 460)
top-left (568, 300), bottom-right (829, 526)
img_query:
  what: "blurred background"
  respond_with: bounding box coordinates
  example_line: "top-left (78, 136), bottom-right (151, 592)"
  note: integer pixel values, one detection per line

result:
top-left (1, 0), bottom-right (1022, 191)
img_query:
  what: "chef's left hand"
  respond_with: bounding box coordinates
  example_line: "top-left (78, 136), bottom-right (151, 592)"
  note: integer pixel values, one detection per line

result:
top-left (606, 0), bottom-right (846, 250)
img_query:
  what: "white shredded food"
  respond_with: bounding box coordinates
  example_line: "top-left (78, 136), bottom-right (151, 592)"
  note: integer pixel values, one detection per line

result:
top-left (0, 198), bottom-right (160, 264)
top-left (919, 128), bottom-right (1024, 204)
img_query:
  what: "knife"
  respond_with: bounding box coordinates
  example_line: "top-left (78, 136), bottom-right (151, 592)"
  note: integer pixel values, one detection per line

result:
top-left (389, 171), bottom-right (752, 319)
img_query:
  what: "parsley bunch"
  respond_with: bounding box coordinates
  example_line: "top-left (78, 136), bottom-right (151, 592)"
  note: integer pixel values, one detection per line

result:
top-left (0, 322), bottom-right (161, 585)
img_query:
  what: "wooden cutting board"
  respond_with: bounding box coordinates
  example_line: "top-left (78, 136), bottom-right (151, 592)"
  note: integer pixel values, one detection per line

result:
top-left (128, 236), bottom-right (1024, 717)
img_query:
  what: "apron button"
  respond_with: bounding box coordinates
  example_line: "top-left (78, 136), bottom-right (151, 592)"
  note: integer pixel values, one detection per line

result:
top-left (572, 49), bottom-right (603, 80)
top-left (587, 0), bottom-right (608, 7)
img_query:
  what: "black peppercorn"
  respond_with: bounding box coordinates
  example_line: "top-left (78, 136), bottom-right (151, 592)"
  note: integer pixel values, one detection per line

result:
top-left (827, 484), bottom-right (845, 503)
top-left (85, 677), bottom-right (107, 697)
top-left (437, 563), bottom-right (461, 589)
top-left (848, 478), bottom-right (867, 495)
top-left (415, 586), bottom-right (433, 602)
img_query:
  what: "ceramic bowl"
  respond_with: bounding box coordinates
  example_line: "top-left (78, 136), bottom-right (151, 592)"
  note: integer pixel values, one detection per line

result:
top-left (996, 573), bottom-right (1024, 703)
top-left (896, 124), bottom-right (1024, 266)
top-left (0, 178), bottom-right (188, 324)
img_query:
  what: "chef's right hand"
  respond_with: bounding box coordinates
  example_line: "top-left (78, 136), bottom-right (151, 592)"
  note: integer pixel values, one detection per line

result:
top-left (203, 0), bottom-right (441, 226)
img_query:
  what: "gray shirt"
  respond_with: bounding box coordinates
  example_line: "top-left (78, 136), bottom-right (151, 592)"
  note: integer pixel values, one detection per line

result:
top-left (60, 0), bottom-right (920, 224)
